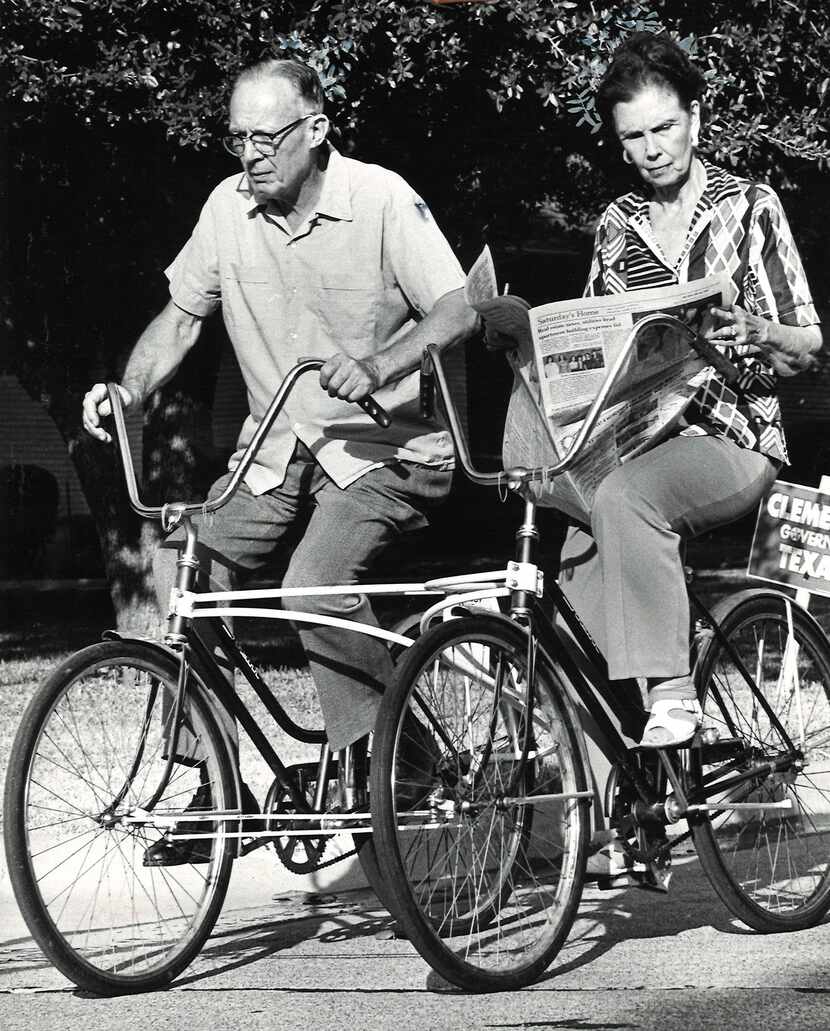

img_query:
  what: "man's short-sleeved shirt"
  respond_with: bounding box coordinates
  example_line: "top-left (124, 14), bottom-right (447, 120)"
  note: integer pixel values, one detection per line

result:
top-left (585, 160), bottom-right (820, 463)
top-left (166, 148), bottom-right (466, 493)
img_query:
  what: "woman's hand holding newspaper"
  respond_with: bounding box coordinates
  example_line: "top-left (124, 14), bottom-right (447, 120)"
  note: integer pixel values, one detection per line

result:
top-left (479, 294), bottom-right (533, 351)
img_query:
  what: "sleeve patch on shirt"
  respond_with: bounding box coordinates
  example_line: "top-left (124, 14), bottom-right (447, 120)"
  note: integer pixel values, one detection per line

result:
top-left (414, 198), bottom-right (432, 220)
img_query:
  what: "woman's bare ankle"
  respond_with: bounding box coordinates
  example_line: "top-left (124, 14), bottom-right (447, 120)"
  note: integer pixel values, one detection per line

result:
top-left (646, 674), bottom-right (696, 708)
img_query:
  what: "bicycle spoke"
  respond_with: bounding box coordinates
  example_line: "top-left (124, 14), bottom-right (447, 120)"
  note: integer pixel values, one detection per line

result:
top-left (8, 645), bottom-right (233, 990)
top-left (693, 598), bottom-right (830, 928)
top-left (375, 619), bottom-right (588, 989)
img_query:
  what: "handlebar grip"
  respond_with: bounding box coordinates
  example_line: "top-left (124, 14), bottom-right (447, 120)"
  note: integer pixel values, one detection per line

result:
top-left (300, 355), bottom-right (391, 427)
top-left (420, 350), bottom-right (435, 419)
top-left (357, 394), bottom-right (391, 428)
top-left (690, 333), bottom-right (741, 386)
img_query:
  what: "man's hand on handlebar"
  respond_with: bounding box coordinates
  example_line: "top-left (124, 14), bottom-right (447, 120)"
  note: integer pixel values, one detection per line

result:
top-left (82, 383), bottom-right (133, 443)
top-left (319, 352), bottom-right (381, 403)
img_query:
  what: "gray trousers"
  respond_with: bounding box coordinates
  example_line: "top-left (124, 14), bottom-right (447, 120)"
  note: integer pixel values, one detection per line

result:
top-left (557, 434), bottom-right (778, 836)
top-left (559, 434), bottom-right (779, 681)
top-left (155, 441), bottom-right (452, 752)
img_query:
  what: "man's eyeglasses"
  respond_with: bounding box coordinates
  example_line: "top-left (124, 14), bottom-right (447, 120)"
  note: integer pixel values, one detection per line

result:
top-left (221, 114), bottom-right (316, 157)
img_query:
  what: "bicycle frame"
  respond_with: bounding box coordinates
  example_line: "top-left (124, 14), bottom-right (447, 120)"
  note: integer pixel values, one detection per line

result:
top-left (495, 503), bottom-right (810, 843)
top-left (162, 569), bottom-right (528, 837)
top-left (102, 318), bottom-right (800, 844)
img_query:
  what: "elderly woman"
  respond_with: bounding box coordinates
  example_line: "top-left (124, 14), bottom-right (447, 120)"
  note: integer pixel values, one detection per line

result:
top-left (493, 33), bottom-right (823, 747)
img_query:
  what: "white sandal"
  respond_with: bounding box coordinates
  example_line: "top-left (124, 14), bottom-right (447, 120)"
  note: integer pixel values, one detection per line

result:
top-left (641, 698), bottom-right (702, 748)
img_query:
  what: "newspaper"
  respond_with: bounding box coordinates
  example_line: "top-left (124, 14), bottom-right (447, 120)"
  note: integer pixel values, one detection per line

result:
top-left (465, 247), bottom-right (730, 521)
top-left (464, 245), bottom-right (533, 344)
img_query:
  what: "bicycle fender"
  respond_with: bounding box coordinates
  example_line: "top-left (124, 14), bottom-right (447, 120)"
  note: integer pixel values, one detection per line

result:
top-left (99, 631), bottom-right (243, 813)
top-left (451, 612), bottom-right (596, 809)
top-left (698, 587), bottom-right (830, 646)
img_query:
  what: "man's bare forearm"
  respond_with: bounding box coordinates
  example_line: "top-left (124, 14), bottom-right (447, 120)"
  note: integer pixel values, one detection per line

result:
top-left (121, 301), bottom-right (205, 405)
top-left (318, 287), bottom-right (479, 402)
top-left (371, 287), bottom-right (480, 388)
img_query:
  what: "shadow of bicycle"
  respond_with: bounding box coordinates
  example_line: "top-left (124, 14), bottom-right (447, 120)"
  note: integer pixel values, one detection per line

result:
top-left (541, 852), bottom-right (791, 985)
top-left (171, 887), bottom-right (398, 988)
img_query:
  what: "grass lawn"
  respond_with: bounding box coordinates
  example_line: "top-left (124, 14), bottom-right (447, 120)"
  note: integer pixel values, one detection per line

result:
top-left (3, 567), bottom-right (829, 864)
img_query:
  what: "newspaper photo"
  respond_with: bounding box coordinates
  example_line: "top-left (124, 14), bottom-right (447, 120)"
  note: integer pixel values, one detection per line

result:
top-left (464, 246), bottom-right (731, 521)
top-left (527, 276), bottom-right (731, 425)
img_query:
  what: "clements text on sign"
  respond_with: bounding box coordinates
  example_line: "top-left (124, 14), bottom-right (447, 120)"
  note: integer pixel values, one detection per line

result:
top-left (749, 480), bottom-right (830, 597)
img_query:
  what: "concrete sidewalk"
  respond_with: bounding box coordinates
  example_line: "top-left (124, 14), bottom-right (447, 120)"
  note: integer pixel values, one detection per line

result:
top-left (1, 848), bottom-right (828, 1031)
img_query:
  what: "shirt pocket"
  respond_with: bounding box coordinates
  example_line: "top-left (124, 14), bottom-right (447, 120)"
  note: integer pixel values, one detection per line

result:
top-left (221, 263), bottom-right (282, 323)
top-left (314, 272), bottom-right (378, 350)
top-left (224, 262), bottom-right (276, 285)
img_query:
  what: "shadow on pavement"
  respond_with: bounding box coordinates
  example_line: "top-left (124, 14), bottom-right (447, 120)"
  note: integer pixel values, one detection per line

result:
top-left (170, 890), bottom-right (397, 989)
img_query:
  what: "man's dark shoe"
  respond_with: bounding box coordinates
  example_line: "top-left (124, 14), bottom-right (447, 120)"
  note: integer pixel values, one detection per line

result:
top-left (143, 780), bottom-right (261, 867)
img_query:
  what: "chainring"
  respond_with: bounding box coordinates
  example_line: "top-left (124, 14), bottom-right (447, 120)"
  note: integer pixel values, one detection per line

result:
top-left (264, 763), bottom-right (335, 874)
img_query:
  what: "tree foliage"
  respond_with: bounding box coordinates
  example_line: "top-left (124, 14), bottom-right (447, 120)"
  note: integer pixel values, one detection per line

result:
top-left (4, 1), bottom-right (829, 215)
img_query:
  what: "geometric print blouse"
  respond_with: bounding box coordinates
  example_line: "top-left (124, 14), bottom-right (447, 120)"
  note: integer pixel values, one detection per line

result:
top-left (585, 160), bottom-right (820, 464)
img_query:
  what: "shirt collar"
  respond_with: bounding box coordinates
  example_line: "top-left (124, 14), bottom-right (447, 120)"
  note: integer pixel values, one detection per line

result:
top-left (236, 172), bottom-right (258, 216)
top-left (313, 147), bottom-right (353, 222)
top-left (236, 146), bottom-right (353, 222)
top-left (697, 158), bottom-right (747, 205)
top-left (619, 157), bottom-right (746, 224)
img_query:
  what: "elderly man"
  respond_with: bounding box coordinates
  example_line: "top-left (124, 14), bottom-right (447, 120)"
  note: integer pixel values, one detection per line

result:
top-left (83, 57), bottom-right (477, 864)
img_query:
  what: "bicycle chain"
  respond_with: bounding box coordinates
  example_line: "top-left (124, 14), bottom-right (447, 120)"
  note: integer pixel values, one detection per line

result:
top-left (264, 767), bottom-right (366, 875)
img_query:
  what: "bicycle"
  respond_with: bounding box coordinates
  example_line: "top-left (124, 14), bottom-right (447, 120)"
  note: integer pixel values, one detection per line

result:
top-left (367, 333), bottom-right (830, 992)
top-left (2, 360), bottom-right (517, 995)
top-left (6, 325), bottom-right (829, 996)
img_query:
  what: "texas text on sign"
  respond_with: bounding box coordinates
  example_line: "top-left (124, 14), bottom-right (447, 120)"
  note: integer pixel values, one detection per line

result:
top-left (748, 479), bottom-right (830, 598)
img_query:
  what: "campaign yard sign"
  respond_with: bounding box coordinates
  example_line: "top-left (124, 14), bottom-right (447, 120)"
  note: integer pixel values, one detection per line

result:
top-left (749, 480), bottom-right (830, 597)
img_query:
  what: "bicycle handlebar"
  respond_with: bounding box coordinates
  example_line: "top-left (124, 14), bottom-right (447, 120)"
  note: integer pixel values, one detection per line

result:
top-left (106, 359), bottom-right (391, 525)
top-left (107, 317), bottom-right (739, 518)
top-left (426, 313), bottom-right (742, 491)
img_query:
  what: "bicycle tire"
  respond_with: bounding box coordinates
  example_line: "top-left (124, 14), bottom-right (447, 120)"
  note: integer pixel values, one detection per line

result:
top-left (4, 640), bottom-right (236, 994)
top-left (691, 589), bottom-right (830, 931)
top-left (347, 736), bottom-right (397, 916)
top-left (355, 612), bottom-right (429, 918)
top-left (370, 614), bottom-right (589, 991)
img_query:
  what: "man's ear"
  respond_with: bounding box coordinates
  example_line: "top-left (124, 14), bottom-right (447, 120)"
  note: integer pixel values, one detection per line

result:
top-left (309, 113), bottom-right (330, 149)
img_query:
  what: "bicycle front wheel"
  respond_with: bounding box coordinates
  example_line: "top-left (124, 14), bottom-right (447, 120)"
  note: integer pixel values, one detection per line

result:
top-left (4, 640), bottom-right (235, 994)
top-left (691, 590), bottom-right (830, 931)
top-left (371, 614), bottom-right (589, 991)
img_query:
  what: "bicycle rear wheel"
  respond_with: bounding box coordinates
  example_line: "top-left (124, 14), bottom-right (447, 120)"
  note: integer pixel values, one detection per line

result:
top-left (371, 614), bottom-right (589, 991)
top-left (691, 590), bottom-right (830, 931)
top-left (4, 640), bottom-right (235, 994)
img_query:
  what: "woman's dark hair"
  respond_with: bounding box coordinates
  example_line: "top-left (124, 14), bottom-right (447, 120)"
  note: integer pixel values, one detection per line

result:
top-left (596, 32), bottom-right (706, 130)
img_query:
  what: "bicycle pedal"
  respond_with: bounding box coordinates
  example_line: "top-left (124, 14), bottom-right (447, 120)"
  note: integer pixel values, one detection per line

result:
top-left (689, 734), bottom-right (744, 761)
top-left (239, 837), bottom-right (273, 857)
top-left (585, 844), bottom-right (645, 886)
top-left (594, 872), bottom-right (640, 891)
top-left (629, 741), bottom-right (687, 754)
top-left (631, 866), bottom-right (672, 894)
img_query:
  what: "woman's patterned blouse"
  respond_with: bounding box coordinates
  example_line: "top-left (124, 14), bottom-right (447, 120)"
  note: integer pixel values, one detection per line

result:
top-left (585, 160), bottom-right (819, 463)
